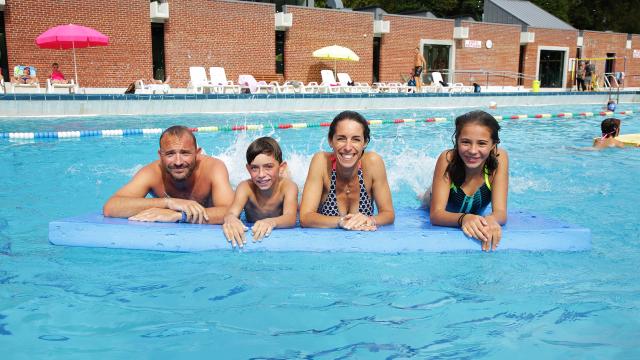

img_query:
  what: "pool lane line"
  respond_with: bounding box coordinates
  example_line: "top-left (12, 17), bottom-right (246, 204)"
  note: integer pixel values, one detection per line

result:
top-left (1, 110), bottom-right (634, 140)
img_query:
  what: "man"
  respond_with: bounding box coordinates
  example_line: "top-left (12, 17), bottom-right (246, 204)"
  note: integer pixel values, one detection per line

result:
top-left (103, 125), bottom-right (234, 224)
top-left (413, 46), bottom-right (426, 92)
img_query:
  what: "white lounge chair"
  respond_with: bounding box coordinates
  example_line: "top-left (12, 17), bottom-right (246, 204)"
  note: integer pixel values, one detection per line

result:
top-left (46, 79), bottom-right (77, 94)
top-left (337, 73), bottom-right (372, 93)
top-left (188, 66), bottom-right (217, 94)
top-left (0, 77), bottom-right (5, 94)
top-left (134, 79), bottom-right (170, 94)
top-left (209, 67), bottom-right (241, 94)
top-left (431, 71), bottom-right (467, 93)
top-left (320, 69), bottom-right (344, 93)
top-left (237, 74), bottom-right (276, 94)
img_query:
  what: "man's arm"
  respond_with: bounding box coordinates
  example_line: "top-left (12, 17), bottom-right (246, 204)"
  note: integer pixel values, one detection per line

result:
top-left (103, 164), bottom-right (169, 218)
top-left (205, 158), bottom-right (235, 224)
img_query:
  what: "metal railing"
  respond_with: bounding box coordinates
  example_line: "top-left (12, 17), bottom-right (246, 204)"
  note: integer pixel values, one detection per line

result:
top-left (426, 69), bottom-right (536, 87)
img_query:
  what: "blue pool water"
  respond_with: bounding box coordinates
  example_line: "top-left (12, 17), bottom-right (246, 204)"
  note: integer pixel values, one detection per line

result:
top-left (1, 104), bottom-right (639, 358)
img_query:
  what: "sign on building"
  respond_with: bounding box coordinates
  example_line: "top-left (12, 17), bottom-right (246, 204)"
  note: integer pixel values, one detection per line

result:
top-left (634, 49), bottom-right (640, 58)
top-left (464, 40), bottom-right (482, 49)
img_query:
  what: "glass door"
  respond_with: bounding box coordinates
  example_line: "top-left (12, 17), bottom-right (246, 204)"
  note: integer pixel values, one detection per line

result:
top-left (539, 50), bottom-right (565, 88)
top-left (424, 44), bottom-right (450, 84)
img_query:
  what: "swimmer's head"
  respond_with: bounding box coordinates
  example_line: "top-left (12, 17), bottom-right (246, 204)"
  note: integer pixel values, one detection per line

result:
top-left (246, 136), bottom-right (283, 165)
top-left (601, 118), bottom-right (621, 138)
top-left (489, 101), bottom-right (497, 109)
top-left (453, 110), bottom-right (501, 147)
top-left (607, 100), bottom-right (617, 112)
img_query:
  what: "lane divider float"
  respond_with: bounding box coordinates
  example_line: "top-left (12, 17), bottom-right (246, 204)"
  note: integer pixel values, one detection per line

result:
top-left (1, 110), bottom-right (634, 140)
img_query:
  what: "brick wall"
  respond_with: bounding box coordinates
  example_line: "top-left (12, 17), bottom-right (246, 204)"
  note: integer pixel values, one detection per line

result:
top-left (582, 31), bottom-right (628, 88)
top-left (457, 21), bottom-right (521, 86)
top-left (522, 27), bottom-right (578, 88)
top-left (165, 0), bottom-right (275, 87)
top-left (3, 0), bottom-right (151, 88)
top-left (379, 15), bottom-right (454, 84)
top-left (626, 35), bottom-right (640, 87)
top-left (283, 6), bottom-right (373, 84)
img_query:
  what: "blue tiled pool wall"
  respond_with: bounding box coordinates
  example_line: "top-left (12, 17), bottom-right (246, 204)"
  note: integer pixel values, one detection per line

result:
top-left (1, 90), bottom-right (639, 102)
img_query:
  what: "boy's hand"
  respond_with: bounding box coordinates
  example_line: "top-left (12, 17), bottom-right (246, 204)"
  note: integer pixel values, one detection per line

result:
top-left (251, 219), bottom-right (276, 241)
top-left (222, 217), bottom-right (248, 248)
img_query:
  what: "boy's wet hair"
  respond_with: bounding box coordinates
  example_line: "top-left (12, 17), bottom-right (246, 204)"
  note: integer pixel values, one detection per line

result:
top-left (601, 118), bottom-right (621, 137)
top-left (246, 136), bottom-right (283, 164)
top-left (160, 125), bottom-right (197, 148)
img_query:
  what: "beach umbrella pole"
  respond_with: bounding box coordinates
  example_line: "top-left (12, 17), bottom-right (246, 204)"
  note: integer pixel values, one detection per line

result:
top-left (72, 41), bottom-right (78, 86)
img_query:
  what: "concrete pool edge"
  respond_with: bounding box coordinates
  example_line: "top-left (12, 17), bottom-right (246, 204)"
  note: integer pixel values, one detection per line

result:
top-left (1, 91), bottom-right (639, 117)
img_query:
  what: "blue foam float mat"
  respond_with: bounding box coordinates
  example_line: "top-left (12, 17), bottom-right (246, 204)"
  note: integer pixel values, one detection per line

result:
top-left (49, 209), bottom-right (591, 253)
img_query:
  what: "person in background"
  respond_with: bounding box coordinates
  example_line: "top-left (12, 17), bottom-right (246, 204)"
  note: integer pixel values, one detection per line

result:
top-left (593, 118), bottom-right (625, 149)
top-left (49, 62), bottom-right (68, 84)
top-left (299, 110), bottom-right (395, 231)
top-left (426, 110), bottom-right (509, 251)
top-left (413, 46), bottom-right (426, 92)
top-left (222, 137), bottom-right (298, 248)
top-left (103, 125), bottom-right (234, 224)
top-left (576, 62), bottom-right (586, 91)
top-left (12, 65), bottom-right (39, 85)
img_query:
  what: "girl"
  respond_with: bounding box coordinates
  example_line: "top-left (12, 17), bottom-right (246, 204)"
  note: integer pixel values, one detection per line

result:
top-left (593, 118), bottom-right (625, 149)
top-left (429, 110), bottom-right (509, 251)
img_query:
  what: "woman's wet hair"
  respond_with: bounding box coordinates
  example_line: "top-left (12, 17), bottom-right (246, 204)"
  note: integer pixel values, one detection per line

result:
top-left (328, 110), bottom-right (370, 144)
top-left (246, 136), bottom-right (283, 164)
top-left (601, 118), bottom-right (621, 137)
top-left (445, 110), bottom-right (501, 186)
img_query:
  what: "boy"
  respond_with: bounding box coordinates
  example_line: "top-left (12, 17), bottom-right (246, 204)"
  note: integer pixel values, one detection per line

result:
top-left (222, 137), bottom-right (298, 247)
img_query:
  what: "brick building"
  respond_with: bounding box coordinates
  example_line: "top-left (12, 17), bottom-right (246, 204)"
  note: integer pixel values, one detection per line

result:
top-left (0, 0), bottom-right (638, 89)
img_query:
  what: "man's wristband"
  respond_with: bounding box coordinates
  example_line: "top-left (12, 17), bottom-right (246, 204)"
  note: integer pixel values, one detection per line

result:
top-left (457, 213), bottom-right (467, 227)
top-left (177, 211), bottom-right (188, 223)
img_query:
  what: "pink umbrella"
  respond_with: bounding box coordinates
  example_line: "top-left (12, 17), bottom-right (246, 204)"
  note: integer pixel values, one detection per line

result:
top-left (35, 24), bottom-right (109, 86)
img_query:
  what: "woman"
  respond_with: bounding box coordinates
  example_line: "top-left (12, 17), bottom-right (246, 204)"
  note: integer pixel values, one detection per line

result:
top-left (428, 110), bottom-right (509, 251)
top-left (300, 111), bottom-right (394, 230)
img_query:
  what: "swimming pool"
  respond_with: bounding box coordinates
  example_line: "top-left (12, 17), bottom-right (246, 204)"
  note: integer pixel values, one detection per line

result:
top-left (1, 103), bottom-right (639, 358)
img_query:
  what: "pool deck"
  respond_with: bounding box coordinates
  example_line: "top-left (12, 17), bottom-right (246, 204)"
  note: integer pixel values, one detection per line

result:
top-left (1, 90), bottom-right (639, 117)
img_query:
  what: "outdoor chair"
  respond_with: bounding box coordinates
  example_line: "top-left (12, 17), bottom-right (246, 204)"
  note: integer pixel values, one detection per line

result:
top-left (319, 69), bottom-right (344, 93)
top-left (337, 73), bottom-right (372, 93)
top-left (431, 71), bottom-right (467, 93)
top-left (46, 79), bottom-right (77, 94)
top-left (134, 79), bottom-right (170, 94)
top-left (209, 67), bottom-right (241, 94)
top-left (187, 66), bottom-right (217, 94)
top-left (237, 74), bottom-right (276, 94)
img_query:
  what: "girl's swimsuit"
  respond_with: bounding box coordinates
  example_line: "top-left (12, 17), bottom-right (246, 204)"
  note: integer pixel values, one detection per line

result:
top-left (446, 166), bottom-right (492, 215)
top-left (317, 157), bottom-right (374, 217)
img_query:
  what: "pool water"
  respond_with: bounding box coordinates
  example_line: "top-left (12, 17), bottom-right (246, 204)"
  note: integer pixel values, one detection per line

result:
top-left (1, 104), bottom-right (639, 358)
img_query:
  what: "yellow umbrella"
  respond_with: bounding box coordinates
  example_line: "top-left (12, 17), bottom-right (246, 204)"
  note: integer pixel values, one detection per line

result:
top-left (312, 45), bottom-right (360, 75)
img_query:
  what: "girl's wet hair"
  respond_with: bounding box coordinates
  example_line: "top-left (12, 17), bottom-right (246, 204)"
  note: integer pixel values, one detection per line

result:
top-left (328, 110), bottom-right (370, 144)
top-left (446, 110), bottom-right (501, 186)
top-left (601, 118), bottom-right (621, 137)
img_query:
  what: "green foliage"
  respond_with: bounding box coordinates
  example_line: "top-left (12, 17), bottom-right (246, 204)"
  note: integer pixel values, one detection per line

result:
top-left (335, 0), bottom-right (640, 33)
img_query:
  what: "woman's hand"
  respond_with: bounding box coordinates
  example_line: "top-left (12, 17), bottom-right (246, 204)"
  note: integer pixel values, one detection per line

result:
top-left (339, 213), bottom-right (377, 231)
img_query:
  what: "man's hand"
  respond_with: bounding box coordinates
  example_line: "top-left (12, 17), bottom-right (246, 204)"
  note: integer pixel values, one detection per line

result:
top-left (165, 198), bottom-right (209, 224)
top-left (222, 217), bottom-right (248, 248)
top-left (251, 219), bottom-right (276, 241)
top-left (129, 208), bottom-right (181, 223)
